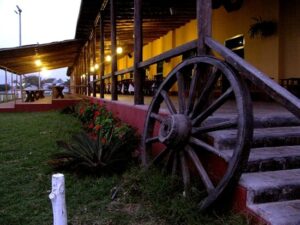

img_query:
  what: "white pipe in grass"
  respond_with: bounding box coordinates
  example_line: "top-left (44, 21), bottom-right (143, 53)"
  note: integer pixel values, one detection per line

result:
top-left (49, 173), bottom-right (67, 225)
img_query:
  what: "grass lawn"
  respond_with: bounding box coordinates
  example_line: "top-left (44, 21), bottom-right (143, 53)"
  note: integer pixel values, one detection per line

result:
top-left (0, 111), bottom-right (249, 225)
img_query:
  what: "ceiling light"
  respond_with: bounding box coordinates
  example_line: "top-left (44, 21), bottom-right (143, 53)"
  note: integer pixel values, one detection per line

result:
top-left (94, 64), bottom-right (99, 69)
top-left (116, 47), bottom-right (123, 54)
top-left (35, 59), bottom-right (42, 66)
top-left (105, 55), bottom-right (112, 62)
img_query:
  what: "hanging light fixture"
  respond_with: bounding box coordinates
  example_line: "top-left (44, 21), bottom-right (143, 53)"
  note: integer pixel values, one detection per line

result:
top-left (105, 55), bottom-right (112, 62)
top-left (34, 44), bottom-right (42, 67)
top-left (94, 64), bottom-right (99, 70)
top-left (116, 47), bottom-right (123, 54)
top-left (35, 59), bottom-right (42, 66)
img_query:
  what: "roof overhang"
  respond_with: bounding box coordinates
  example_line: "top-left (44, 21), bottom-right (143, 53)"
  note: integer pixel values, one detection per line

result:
top-left (0, 39), bottom-right (84, 75)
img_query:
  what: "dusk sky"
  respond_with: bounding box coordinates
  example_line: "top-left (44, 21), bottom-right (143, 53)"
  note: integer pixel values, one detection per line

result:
top-left (0, 0), bottom-right (81, 83)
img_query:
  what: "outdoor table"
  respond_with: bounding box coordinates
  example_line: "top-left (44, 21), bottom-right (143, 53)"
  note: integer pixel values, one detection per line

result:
top-left (52, 86), bottom-right (64, 99)
top-left (33, 90), bottom-right (45, 100)
top-left (37, 90), bottom-right (45, 99)
top-left (25, 90), bottom-right (35, 102)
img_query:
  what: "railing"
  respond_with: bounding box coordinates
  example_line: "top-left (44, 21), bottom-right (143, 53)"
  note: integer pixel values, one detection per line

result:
top-left (70, 85), bottom-right (87, 95)
top-left (85, 36), bottom-right (300, 120)
top-left (93, 39), bottom-right (198, 82)
top-left (0, 93), bottom-right (16, 103)
top-left (205, 37), bottom-right (300, 119)
top-left (0, 90), bottom-right (22, 104)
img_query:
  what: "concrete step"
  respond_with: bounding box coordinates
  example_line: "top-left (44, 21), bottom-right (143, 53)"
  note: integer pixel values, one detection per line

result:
top-left (239, 169), bottom-right (300, 204)
top-left (209, 126), bottom-right (300, 150)
top-left (206, 113), bottom-right (300, 128)
top-left (222, 146), bottom-right (300, 172)
top-left (248, 200), bottom-right (300, 225)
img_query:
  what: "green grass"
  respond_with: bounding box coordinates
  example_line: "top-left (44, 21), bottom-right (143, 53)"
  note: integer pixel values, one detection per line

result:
top-left (0, 111), bottom-right (249, 225)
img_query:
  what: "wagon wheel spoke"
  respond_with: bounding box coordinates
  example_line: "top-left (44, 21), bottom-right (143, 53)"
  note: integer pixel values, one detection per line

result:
top-left (148, 147), bottom-right (170, 167)
top-left (189, 137), bottom-right (227, 160)
top-left (163, 149), bottom-right (174, 173)
top-left (150, 112), bottom-right (165, 123)
top-left (186, 145), bottom-right (215, 193)
top-left (176, 71), bottom-right (186, 114)
top-left (160, 89), bottom-right (177, 114)
top-left (180, 151), bottom-right (190, 195)
top-left (186, 64), bottom-right (200, 115)
top-left (192, 87), bottom-right (233, 126)
top-left (190, 68), bottom-right (221, 118)
top-left (191, 118), bottom-right (237, 135)
top-left (171, 151), bottom-right (178, 177)
top-left (145, 136), bottom-right (160, 144)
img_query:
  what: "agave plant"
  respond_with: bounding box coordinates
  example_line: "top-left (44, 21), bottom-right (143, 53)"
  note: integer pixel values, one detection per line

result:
top-left (49, 128), bottom-right (139, 176)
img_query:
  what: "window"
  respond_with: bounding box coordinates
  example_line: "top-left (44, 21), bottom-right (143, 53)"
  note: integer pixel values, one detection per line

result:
top-left (225, 34), bottom-right (244, 58)
top-left (157, 61), bottom-right (163, 74)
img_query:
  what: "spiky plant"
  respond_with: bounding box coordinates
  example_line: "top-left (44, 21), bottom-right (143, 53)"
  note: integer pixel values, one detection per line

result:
top-left (49, 128), bottom-right (139, 176)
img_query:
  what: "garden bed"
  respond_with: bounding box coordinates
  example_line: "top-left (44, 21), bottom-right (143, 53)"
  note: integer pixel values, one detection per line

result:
top-left (0, 109), bottom-right (249, 225)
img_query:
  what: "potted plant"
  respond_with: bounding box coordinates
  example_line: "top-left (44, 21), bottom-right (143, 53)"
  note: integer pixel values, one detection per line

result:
top-left (248, 17), bottom-right (277, 38)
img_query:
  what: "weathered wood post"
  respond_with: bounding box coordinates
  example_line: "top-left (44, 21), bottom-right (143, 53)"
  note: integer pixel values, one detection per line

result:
top-left (110, 0), bottom-right (118, 100)
top-left (134, 0), bottom-right (144, 105)
top-left (49, 173), bottom-right (67, 225)
top-left (87, 41), bottom-right (91, 96)
top-left (197, 0), bottom-right (212, 55)
top-left (99, 14), bottom-right (105, 98)
top-left (92, 27), bottom-right (97, 97)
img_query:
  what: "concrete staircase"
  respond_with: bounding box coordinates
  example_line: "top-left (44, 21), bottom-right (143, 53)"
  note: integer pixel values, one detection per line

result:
top-left (208, 113), bottom-right (300, 225)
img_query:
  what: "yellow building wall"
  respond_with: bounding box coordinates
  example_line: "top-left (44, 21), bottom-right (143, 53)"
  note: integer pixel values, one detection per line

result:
top-left (111, 0), bottom-right (300, 84)
top-left (212, 0), bottom-right (280, 81)
top-left (279, 0), bottom-right (300, 79)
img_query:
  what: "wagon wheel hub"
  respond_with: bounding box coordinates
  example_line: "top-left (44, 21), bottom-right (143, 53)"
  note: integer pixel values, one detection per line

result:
top-left (158, 114), bottom-right (191, 146)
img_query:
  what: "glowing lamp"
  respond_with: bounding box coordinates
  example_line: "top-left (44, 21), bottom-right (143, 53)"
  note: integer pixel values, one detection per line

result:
top-left (105, 55), bottom-right (112, 62)
top-left (35, 59), bottom-right (42, 66)
top-left (116, 47), bottom-right (123, 54)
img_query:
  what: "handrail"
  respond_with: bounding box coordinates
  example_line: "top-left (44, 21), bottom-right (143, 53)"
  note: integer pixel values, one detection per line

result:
top-left (99, 39), bottom-right (197, 80)
top-left (138, 40), bottom-right (197, 69)
top-left (205, 36), bottom-right (300, 119)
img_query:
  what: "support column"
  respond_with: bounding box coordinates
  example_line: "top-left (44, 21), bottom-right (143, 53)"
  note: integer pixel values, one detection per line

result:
top-left (100, 14), bottom-right (105, 98)
top-left (83, 46), bottom-right (88, 95)
top-left (87, 42), bottom-right (91, 96)
top-left (81, 52), bottom-right (85, 95)
top-left (110, 0), bottom-right (118, 100)
top-left (20, 74), bottom-right (23, 101)
top-left (92, 28), bottom-right (97, 97)
top-left (5, 68), bottom-right (8, 101)
top-left (134, 0), bottom-right (144, 105)
top-left (197, 0), bottom-right (212, 55)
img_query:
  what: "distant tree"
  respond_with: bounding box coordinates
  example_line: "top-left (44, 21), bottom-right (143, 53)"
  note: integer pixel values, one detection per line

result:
top-left (0, 84), bottom-right (11, 91)
top-left (64, 79), bottom-right (70, 86)
top-left (42, 78), bottom-right (56, 84)
top-left (56, 78), bottom-right (64, 84)
top-left (13, 79), bottom-right (21, 88)
top-left (24, 76), bottom-right (39, 87)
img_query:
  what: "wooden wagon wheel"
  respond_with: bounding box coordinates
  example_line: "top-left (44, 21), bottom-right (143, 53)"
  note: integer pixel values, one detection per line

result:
top-left (142, 56), bottom-right (253, 211)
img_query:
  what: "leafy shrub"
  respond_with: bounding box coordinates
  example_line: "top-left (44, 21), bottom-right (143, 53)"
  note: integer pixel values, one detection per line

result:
top-left (50, 100), bottom-right (140, 176)
top-left (60, 105), bottom-right (76, 115)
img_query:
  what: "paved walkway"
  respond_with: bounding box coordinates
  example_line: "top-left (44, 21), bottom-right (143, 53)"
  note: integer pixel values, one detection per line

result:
top-left (0, 93), bottom-right (295, 117)
top-left (0, 94), bottom-right (83, 111)
top-left (99, 94), bottom-right (293, 116)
